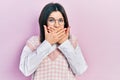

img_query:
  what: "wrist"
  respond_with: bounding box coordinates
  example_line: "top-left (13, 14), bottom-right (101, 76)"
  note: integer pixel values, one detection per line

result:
top-left (45, 39), bottom-right (55, 45)
top-left (57, 39), bottom-right (68, 45)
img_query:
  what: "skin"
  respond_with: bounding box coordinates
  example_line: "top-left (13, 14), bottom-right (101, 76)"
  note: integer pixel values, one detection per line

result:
top-left (44, 11), bottom-right (70, 45)
top-left (27, 11), bottom-right (70, 51)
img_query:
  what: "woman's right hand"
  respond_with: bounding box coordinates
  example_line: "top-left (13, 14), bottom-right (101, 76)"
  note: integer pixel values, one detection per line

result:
top-left (44, 25), bottom-right (66, 45)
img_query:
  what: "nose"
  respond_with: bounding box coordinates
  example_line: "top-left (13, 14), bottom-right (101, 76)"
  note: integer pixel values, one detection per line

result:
top-left (54, 21), bottom-right (59, 28)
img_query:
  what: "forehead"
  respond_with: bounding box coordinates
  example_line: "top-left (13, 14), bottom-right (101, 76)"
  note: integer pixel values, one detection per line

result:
top-left (49, 11), bottom-right (63, 19)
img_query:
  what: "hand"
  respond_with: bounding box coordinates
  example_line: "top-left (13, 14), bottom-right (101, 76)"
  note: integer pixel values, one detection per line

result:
top-left (44, 25), bottom-right (66, 45)
top-left (57, 27), bottom-right (70, 44)
top-left (47, 26), bottom-right (70, 45)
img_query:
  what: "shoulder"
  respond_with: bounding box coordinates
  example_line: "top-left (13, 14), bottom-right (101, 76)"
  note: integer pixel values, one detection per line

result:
top-left (27, 35), bottom-right (40, 43)
top-left (26, 35), bottom-right (40, 51)
top-left (69, 35), bottom-right (78, 48)
top-left (70, 35), bottom-right (77, 41)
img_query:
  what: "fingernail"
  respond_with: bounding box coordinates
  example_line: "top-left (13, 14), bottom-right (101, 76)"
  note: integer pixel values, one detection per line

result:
top-left (43, 25), bottom-right (46, 27)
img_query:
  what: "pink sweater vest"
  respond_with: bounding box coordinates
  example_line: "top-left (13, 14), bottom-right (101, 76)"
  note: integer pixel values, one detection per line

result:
top-left (28, 36), bottom-right (77, 80)
top-left (33, 49), bottom-right (76, 80)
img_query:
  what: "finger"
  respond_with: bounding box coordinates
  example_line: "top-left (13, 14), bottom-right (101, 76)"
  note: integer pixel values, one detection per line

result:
top-left (47, 27), bottom-right (56, 33)
top-left (49, 26), bottom-right (63, 33)
top-left (48, 27), bottom-right (56, 30)
top-left (44, 25), bottom-right (48, 34)
top-left (56, 28), bottom-right (66, 35)
top-left (66, 27), bottom-right (70, 35)
top-left (47, 28), bottom-right (52, 33)
top-left (57, 31), bottom-right (66, 38)
top-left (49, 27), bottom-right (55, 32)
top-left (58, 33), bottom-right (66, 39)
top-left (58, 34), bottom-right (67, 43)
top-left (55, 27), bottom-right (63, 32)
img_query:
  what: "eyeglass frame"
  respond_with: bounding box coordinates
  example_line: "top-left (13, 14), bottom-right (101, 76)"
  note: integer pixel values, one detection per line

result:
top-left (47, 17), bottom-right (65, 26)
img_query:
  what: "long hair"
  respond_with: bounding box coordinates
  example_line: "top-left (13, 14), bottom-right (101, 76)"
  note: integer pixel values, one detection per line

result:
top-left (39, 3), bottom-right (69, 42)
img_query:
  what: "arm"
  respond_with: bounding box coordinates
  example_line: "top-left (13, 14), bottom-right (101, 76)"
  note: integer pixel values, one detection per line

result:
top-left (19, 40), bottom-right (52, 76)
top-left (58, 39), bottom-right (88, 76)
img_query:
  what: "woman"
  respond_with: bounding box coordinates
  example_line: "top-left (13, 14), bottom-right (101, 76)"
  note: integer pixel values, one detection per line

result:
top-left (19, 2), bottom-right (88, 80)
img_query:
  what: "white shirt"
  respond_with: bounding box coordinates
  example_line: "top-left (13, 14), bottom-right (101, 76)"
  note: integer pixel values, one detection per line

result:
top-left (19, 36), bottom-right (88, 77)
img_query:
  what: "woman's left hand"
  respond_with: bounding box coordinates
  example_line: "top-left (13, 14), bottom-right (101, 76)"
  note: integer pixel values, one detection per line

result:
top-left (57, 27), bottom-right (70, 44)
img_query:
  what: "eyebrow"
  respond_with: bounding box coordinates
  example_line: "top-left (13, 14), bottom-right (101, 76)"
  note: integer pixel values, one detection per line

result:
top-left (48, 17), bottom-right (64, 19)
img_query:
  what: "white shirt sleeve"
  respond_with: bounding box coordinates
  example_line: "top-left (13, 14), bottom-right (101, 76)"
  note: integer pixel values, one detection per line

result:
top-left (58, 40), bottom-right (88, 76)
top-left (19, 40), bottom-right (52, 76)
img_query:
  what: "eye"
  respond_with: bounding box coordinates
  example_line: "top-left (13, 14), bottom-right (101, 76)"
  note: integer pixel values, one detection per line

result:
top-left (49, 19), bottom-right (54, 22)
top-left (58, 19), bottom-right (64, 22)
top-left (48, 18), bottom-right (55, 23)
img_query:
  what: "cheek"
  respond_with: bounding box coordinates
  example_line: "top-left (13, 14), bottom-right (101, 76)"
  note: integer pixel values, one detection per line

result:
top-left (61, 26), bottom-right (64, 29)
top-left (47, 23), bottom-right (54, 28)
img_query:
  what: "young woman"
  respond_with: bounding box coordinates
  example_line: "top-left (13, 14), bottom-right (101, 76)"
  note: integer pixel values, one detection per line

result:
top-left (19, 3), bottom-right (88, 80)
